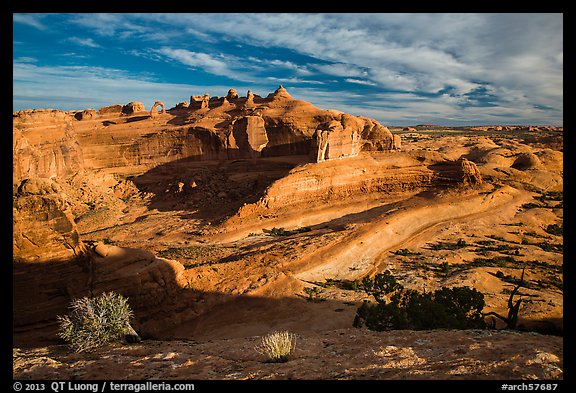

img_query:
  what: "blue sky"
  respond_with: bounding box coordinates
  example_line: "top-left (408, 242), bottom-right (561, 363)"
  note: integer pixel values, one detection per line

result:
top-left (13, 13), bottom-right (563, 126)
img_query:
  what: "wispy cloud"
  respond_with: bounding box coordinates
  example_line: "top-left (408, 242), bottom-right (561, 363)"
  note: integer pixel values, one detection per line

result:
top-left (266, 76), bottom-right (324, 85)
top-left (345, 78), bottom-right (377, 86)
top-left (14, 56), bottom-right (37, 63)
top-left (13, 14), bottom-right (47, 30)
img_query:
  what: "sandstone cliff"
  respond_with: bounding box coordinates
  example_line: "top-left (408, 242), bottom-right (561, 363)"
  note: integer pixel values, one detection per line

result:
top-left (13, 87), bottom-right (397, 184)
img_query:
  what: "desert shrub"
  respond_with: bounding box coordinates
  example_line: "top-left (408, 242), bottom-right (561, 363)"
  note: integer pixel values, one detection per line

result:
top-left (270, 227), bottom-right (287, 236)
top-left (393, 248), bottom-right (422, 256)
top-left (58, 292), bottom-right (137, 352)
top-left (521, 202), bottom-right (542, 210)
top-left (544, 224), bottom-right (563, 236)
top-left (255, 331), bottom-right (297, 363)
top-left (303, 287), bottom-right (325, 302)
top-left (353, 271), bottom-right (486, 330)
top-left (428, 239), bottom-right (468, 250)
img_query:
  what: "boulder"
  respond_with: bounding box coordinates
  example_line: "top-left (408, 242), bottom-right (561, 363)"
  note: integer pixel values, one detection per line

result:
top-left (75, 109), bottom-right (97, 121)
top-left (122, 102), bottom-right (146, 115)
top-left (511, 153), bottom-right (542, 170)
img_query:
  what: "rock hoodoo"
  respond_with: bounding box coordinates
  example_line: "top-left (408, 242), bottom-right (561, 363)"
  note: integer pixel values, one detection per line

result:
top-left (226, 88), bottom-right (239, 100)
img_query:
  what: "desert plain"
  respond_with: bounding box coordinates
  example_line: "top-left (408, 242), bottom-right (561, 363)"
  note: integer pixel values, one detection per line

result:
top-left (13, 87), bottom-right (563, 380)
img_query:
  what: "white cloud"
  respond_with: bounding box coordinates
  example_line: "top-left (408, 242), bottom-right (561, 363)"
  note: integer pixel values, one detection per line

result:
top-left (268, 59), bottom-right (312, 75)
top-left (313, 63), bottom-right (366, 78)
top-left (66, 37), bottom-right (101, 48)
top-left (157, 47), bottom-right (230, 76)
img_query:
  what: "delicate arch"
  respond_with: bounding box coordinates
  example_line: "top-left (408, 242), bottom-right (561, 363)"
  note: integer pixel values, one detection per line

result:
top-left (150, 101), bottom-right (166, 117)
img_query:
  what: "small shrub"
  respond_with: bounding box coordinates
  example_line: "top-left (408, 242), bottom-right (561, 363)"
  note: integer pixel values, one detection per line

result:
top-left (439, 261), bottom-right (451, 274)
top-left (303, 287), bottom-right (325, 302)
top-left (544, 224), bottom-right (563, 236)
top-left (428, 240), bottom-right (468, 250)
top-left (255, 331), bottom-right (297, 363)
top-left (393, 248), bottom-right (422, 256)
top-left (58, 292), bottom-right (138, 352)
top-left (521, 202), bottom-right (542, 210)
top-left (270, 227), bottom-right (287, 236)
top-left (354, 271), bottom-right (486, 331)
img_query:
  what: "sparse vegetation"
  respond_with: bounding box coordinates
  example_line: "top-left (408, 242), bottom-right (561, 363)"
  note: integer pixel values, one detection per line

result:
top-left (269, 226), bottom-right (311, 237)
top-left (544, 224), bottom-right (563, 236)
top-left (303, 287), bottom-right (326, 302)
top-left (270, 227), bottom-right (287, 236)
top-left (521, 202), bottom-right (542, 210)
top-left (57, 292), bottom-right (138, 353)
top-left (314, 278), bottom-right (365, 291)
top-left (393, 248), bottom-right (422, 256)
top-left (255, 331), bottom-right (297, 363)
top-left (427, 239), bottom-right (468, 250)
top-left (353, 270), bottom-right (486, 330)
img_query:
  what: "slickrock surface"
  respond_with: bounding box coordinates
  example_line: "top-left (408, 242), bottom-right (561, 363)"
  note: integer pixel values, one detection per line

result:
top-left (13, 328), bottom-right (562, 380)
